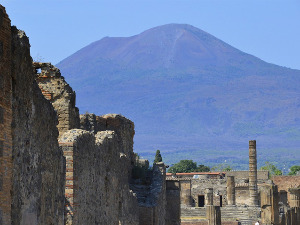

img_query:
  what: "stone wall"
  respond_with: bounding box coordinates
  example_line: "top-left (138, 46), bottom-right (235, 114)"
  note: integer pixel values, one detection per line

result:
top-left (166, 180), bottom-right (181, 225)
top-left (260, 184), bottom-right (279, 224)
top-left (0, 5), bottom-right (65, 224)
top-left (34, 62), bottom-right (80, 137)
top-left (235, 185), bottom-right (250, 206)
top-left (134, 162), bottom-right (167, 225)
top-left (60, 115), bottom-right (140, 225)
top-left (0, 5), bottom-right (13, 224)
top-left (10, 26), bottom-right (65, 225)
top-left (226, 170), bottom-right (269, 183)
top-left (273, 175), bottom-right (300, 207)
top-left (191, 179), bottom-right (227, 207)
top-left (180, 180), bottom-right (193, 207)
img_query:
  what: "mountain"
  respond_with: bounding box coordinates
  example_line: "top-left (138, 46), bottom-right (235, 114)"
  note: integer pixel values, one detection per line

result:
top-left (57, 24), bottom-right (300, 170)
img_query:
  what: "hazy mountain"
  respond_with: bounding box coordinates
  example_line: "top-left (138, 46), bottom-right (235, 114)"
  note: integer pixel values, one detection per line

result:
top-left (57, 24), bottom-right (300, 170)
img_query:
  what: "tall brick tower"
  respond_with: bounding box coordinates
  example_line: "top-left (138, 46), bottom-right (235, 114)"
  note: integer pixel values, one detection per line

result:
top-left (249, 140), bottom-right (259, 206)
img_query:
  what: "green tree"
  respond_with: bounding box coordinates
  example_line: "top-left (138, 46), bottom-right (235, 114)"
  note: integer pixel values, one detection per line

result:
top-left (260, 161), bottom-right (282, 177)
top-left (154, 150), bottom-right (162, 163)
top-left (288, 165), bottom-right (300, 175)
top-left (195, 164), bottom-right (210, 172)
top-left (168, 160), bottom-right (210, 173)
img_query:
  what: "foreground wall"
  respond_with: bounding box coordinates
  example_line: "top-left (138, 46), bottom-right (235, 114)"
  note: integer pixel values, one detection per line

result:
top-left (0, 5), bottom-right (13, 224)
top-left (0, 5), bottom-right (65, 224)
top-left (60, 114), bottom-right (139, 225)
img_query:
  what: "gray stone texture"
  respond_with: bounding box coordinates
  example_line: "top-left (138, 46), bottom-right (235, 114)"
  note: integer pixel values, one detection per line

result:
top-left (10, 26), bottom-right (65, 224)
top-left (133, 162), bottom-right (167, 225)
top-left (166, 181), bottom-right (180, 225)
top-left (59, 114), bottom-right (141, 225)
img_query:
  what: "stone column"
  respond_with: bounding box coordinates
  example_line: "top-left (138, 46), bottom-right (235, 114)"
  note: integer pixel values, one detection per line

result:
top-left (249, 140), bottom-right (258, 206)
top-left (205, 188), bottom-right (221, 225)
top-left (226, 176), bottom-right (235, 205)
top-left (205, 188), bottom-right (214, 206)
top-left (289, 188), bottom-right (300, 208)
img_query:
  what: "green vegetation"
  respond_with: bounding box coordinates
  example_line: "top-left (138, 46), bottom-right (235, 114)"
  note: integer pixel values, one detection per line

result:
top-left (168, 160), bottom-right (210, 173)
top-left (154, 150), bottom-right (163, 163)
top-left (211, 163), bottom-right (232, 171)
top-left (260, 161), bottom-right (282, 177)
top-left (288, 165), bottom-right (300, 175)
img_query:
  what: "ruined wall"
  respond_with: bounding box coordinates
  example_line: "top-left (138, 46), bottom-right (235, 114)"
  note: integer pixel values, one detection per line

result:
top-left (0, 5), bottom-right (12, 224)
top-left (34, 62), bottom-right (80, 137)
top-left (10, 26), bottom-right (65, 225)
top-left (166, 180), bottom-right (181, 225)
top-left (137, 163), bottom-right (167, 225)
top-left (260, 184), bottom-right (279, 225)
top-left (273, 176), bottom-right (300, 206)
top-left (191, 179), bottom-right (227, 207)
top-left (180, 180), bottom-right (192, 207)
top-left (0, 5), bottom-right (65, 224)
top-left (226, 170), bottom-right (269, 183)
top-left (235, 185), bottom-right (251, 206)
top-left (60, 114), bottom-right (139, 225)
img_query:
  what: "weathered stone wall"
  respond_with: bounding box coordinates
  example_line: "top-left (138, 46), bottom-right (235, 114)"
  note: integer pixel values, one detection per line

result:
top-left (235, 185), bottom-right (251, 206)
top-left (226, 170), bottom-right (269, 183)
top-left (260, 184), bottom-right (279, 225)
top-left (180, 180), bottom-right (193, 207)
top-left (0, 5), bottom-right (65, 224)
top-left (81, 113), bottom-right (136, 179)
top-left (60, 115), bottom-right (140, 225)
top-left (34, 62), bottom-right (80, 137)
top-left (136, 162), bottom-right (167, 225)
top-left (191, 179), bottom-right (227, 207)
top-left (166, 180), bottom-right (181, 225)
top-left (10, 26), bottom-right (65, 225)
top-left (281, 207), bottom-right (300, 225)
top-left (273, 175), bottom-right (300, 207)
top-left (0, 5), bottom-right (13, 225)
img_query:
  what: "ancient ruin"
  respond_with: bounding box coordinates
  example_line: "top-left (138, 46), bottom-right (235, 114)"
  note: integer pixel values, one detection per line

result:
top-left (167, 141), bottom-right (300, 225)
top-left (0, 4), bottom-right (300, 225)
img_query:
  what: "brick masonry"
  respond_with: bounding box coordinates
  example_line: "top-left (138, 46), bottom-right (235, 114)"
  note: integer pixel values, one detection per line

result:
top-left (0, 5), bottom-right (65, 224)
top-left (59, 125), bottom-right (140, 225)
top-left (273, 175), bottom-right (300, 210)
top-left (34, 62), bottom-right (80, 138)
top-left (0, 5), bottom-right (12, 225)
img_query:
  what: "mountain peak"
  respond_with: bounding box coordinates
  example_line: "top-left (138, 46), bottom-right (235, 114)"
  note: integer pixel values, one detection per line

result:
top-left (59, 23), bottom-right (251, 71)
top-left (56, 24), bottom-right (300, 169)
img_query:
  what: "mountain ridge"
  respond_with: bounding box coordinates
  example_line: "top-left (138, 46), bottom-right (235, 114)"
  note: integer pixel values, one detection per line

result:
top-left (57, 24), bottom-right (300, 170)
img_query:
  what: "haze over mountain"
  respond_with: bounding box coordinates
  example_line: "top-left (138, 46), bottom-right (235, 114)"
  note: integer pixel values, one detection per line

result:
top-left (57, 24), bottom-right (300, 170)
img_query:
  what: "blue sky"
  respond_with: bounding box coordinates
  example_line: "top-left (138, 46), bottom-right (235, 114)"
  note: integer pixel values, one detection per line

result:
top-left (3, 0), bottom-right (300, 69)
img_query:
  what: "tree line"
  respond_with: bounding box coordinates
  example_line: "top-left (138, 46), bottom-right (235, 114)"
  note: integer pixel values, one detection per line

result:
top-left (153, 149), bottom-right (300, 176)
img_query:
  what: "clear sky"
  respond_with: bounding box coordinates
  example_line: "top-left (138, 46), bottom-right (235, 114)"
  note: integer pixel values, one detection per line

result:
top-left (3, 0), bottom-right (300, 70)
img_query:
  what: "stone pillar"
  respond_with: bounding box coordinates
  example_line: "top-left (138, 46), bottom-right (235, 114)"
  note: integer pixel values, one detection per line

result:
top-left (205, 188), bottom-right (214, 206)
top-left (206, 206), bottom-right (221, 225)
top-left (226, 176), bottom-right (235, 205)
top-left (249, 140), bottom-right (259, 206)
top-left (289, 188), bottom-right (300, 208)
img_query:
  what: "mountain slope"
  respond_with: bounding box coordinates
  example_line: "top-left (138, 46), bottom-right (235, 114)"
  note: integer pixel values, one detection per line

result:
top-left (57, 24), bottom-right (300, 169)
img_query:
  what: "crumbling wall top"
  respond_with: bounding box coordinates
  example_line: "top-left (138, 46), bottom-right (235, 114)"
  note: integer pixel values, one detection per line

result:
top-left (59, 129), bottom-right (91, 143)
top-left (33, 62), bottom-right (61, 78)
